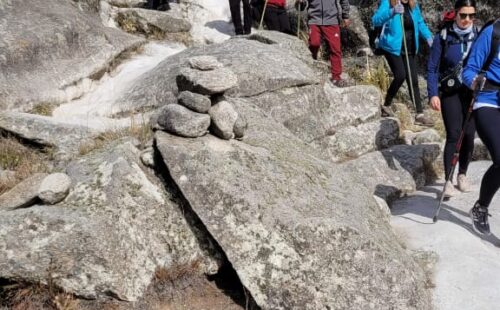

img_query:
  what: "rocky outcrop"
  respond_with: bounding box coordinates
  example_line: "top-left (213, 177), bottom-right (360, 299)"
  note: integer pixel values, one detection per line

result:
top-left (0, 0), bottom-right (144, 111)
top-left (155, 98), bottom-right (433, 309)
top-left (114, 4), bottom-right (191, 40)
top-left (0, 140), bottom-right (221, 301)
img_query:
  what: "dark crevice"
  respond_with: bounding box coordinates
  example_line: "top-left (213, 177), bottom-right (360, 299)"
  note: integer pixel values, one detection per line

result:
top-left (151, 141), bottom-right (261, 309)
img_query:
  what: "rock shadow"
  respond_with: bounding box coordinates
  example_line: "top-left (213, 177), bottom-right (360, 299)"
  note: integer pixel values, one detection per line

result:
top-left (205, 20), bottom-right (234, 36)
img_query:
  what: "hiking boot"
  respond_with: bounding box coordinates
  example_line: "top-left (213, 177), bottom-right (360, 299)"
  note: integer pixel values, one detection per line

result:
top-left (469, 202), bottom-right (491, 235)
top-left (331, 79), bottom-right (350, 88)
top-left (443, 180), bottom-right (459, 199)
top-left (457, 174), bottom-right (471, 192)
top-left (414, 113), bottom-right (435, 127)
top-left (381, 105), bottom-right (395, 117)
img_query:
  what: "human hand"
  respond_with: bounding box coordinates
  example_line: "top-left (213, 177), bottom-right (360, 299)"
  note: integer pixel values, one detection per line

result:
top-left (430, 96), bottom-right (441, 111)
top-left (341, 19), bottom-right (351, 28)
top-left (393, 1), bottom-right (404, 14)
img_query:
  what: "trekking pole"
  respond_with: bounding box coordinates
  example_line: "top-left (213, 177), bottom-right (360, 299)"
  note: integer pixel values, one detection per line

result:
top-left (400, 13), bottom-right (417, 112)
top-left (259, 0), bottom-right (269, 30)
top-left (432, 92), bottom-right (477, 223)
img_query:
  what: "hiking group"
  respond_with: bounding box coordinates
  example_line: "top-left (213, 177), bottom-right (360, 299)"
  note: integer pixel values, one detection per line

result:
top-left (229, 0), bottom-right (500, 235)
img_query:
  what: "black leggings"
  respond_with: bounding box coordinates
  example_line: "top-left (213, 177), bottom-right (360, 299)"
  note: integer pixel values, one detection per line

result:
top-left (263, 6), bottom-right (291, 34)
top-left (229, 0), bottom-right (252, 35)
top-left (475, 107), bottom-right (500, 207)
top-left (383, 51), bottom-right (423, 113)
top-left (441, 90), bottom-right (475, 180)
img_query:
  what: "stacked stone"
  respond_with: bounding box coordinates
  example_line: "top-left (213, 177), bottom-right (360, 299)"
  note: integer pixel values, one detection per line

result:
top-left (156, 56), bottom-right (247, 140)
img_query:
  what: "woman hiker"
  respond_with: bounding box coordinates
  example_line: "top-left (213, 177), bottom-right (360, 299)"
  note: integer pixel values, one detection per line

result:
top-left (261, 0), bottom-right (292, 34)
top-left (427, 0), bottom-right (478, 199)
top-left (372, 0), bottom-right (434, 126)
top-left (463, 18), bottom-right (500, 235)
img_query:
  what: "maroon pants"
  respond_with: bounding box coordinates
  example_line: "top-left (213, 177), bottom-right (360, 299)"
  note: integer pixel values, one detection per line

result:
top-left (308, 24), bottom-right (342, 81)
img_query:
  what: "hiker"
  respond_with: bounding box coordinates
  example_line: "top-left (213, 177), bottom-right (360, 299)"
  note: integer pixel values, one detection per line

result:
top-left (427, 0), bottom-right (478, 198)
top-left (261, 0), bottom-right (292, 34)
top-left (372, 0), bottom-right (434, 126)
top-left (297, 0), bottom-right (351, 87)
top-left (463, 18), bottom-right (500, 235)
top-left (229, 0), bottom-right (252, 35)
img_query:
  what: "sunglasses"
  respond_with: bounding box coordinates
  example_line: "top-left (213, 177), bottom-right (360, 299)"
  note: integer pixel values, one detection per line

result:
top-left (458, 13), bottom-right (476, 20)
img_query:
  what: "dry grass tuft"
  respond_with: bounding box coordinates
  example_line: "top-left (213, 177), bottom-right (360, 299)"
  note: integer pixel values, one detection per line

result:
top-left (0, 135), bottom-right (51, 195)
top-left (28, 102), bottom-right (56, 116)
top-left (154, 260), bottom-right (202, 284)
top-left (78, 118), bottom-right (152, 155)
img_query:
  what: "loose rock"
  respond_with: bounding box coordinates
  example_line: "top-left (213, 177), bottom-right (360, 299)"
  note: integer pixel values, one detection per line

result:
top-left (209, 101), bottom-right (238, 140)
top-left (177, 91), bottom-right (211, 113)
top-left (38, 173), bottom-right (72, 205)
top-left (0, 173), bottom-right (48, 210)
top-left (157, 104), bottom-right (210, 137)
top-left (188, 56), bottom-right (223, 71)
top-left (177, 67), bottom-right (238, 95)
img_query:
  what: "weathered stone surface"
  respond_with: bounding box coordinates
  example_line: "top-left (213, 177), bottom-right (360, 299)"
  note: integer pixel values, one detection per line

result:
top-left (245, 83), bottom-right (381, 145)
top-left (121, 38), bottom-right (319, 103)
top-left (108, 0), bottom-right (147, 7)
top-left (188, 56), bottom-right (223, 71)
top-left (208, 101), bottom-right (238, 140)
top-left (0, 140), bottom-right (221, 301)
top-left (473, 137), bottom-right (491, 161)
top-left (0, 112), bottom-right (97, 155)
top-left (412, 129), bottom-right (442, 145)
top-left (312, 118), bottom-right (400, 162)
top-left (0, 169), bottom-right (16, 184)
top-left (233, 114), bottom-right (248, 139)
top-left (38, 173), bottom-right (72, 205)
top-left (155, 98), bottom-right (432, 310)
top-left (140, 147), bottom-right (155, 168)
top-left (114, 6), bottom-right (191, 36)
top-left (0, 173), bottom-right (48, 211)
top-left (340, 144), bottom-right (442, 203)
top-left (177, 91), bottom-right (211, 113)
top-left (157, 104), bottom-right (210, 137)
top-left (177, 67), bottom-right (238, 95)
top-left (0, 0), bottom-right (144, 111)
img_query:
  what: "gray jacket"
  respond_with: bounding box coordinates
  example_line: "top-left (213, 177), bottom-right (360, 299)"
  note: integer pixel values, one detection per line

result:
top-left (307, 0), bottom-right (350, 26)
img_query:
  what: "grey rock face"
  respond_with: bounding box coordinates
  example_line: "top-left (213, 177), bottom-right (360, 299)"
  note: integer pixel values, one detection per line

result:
top-left (208, 101), bottom-right (238, 140)
top-left (177, 67), bottom-right (238, 95)
top-left (157, 104), bottom-right (211, 137)
top-left (121, 38), bottom-right (319, 103)
top-left (38, 173), bottom-right (72, 205)
top-left (312, 118), bottom-right (400, 162)
top-left (341, 144), bottom-right (442, 202)
top-left (0, 173), bottom-right (48, 211)
top-left (156, 100), bottom-right (432, 310)
top-left (0, 112), bottom-right (97, 156)
top-left (0, 0), bottom-right (144, 111)
top-left (177, 91), bottom-right (211, 113)
top-left (114, 7), bottom-right (191, 36)
top-left (140, 147), bottom-right (155, 168)
top-left (0, 140), bottom-right (221, 301)
top-left (412, 129), bottom-right (442, 145)
top-left (233, 114), bottom-right (248, 139)
top-left (188, 56), bottom-right (223, 71)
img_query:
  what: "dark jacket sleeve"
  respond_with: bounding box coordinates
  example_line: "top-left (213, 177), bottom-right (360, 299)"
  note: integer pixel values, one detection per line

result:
top-left (427, 33), bottom-right (442, 98)
top-left (340, 0), bottom-right (350, 19)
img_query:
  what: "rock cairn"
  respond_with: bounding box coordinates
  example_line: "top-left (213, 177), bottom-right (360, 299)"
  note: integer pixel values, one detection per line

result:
top-left (155, 56), bottom-right (247, 140)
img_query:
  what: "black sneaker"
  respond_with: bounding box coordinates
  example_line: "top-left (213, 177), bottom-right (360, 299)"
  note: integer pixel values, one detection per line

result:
top-left (469, 202), bottom-right (491, 235)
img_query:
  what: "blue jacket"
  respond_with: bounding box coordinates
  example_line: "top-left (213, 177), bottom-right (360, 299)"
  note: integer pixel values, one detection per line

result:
top-left (371, 0), bottom-right (432, 56)
top-left (427, 25), bottom-right (477, 98)
top-left (463, 23), bottom-right (500, 109)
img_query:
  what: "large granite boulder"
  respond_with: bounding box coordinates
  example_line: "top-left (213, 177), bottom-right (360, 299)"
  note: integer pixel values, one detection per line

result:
top-left (155, 98), bottom-right (432, 309)
top-left (0, 140), bottom-right (221, 301)
top-left (0, 0), bottom-right (144, 111)
top-left (118, 37), bottom-right (319, 111)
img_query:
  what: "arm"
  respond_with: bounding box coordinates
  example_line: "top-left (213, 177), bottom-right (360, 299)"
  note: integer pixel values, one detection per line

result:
top-left (427, 34), bottom-right (442, 98)
top-left (372, 0), bottom-right (392, 28)
top-left (463, 25), bottom-right (493, 89)
top-left (415, 5), bottom-right (432, 41)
